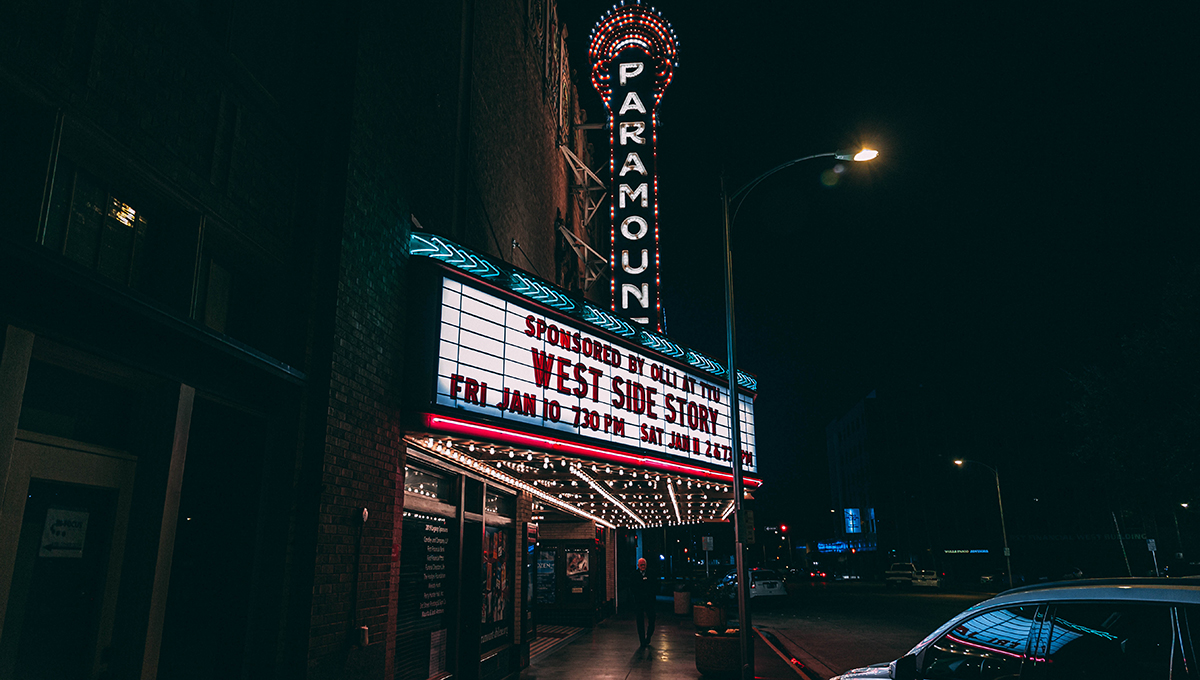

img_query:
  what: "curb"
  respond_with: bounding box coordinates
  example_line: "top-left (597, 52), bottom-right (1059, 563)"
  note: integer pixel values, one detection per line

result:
top-left (755, 627), bottom-right (825, 680)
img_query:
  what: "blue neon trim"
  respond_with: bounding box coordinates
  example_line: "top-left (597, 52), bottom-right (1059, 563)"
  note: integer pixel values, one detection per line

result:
top-left (409, 231), bottom-right (757, 392)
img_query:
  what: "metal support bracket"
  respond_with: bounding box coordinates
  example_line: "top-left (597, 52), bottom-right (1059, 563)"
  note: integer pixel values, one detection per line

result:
top-left (559, 145), bottom-right (610, 291)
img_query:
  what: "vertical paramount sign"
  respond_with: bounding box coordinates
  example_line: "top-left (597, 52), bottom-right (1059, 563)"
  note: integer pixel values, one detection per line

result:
top-left (590, 3), bottom-right (678, 333)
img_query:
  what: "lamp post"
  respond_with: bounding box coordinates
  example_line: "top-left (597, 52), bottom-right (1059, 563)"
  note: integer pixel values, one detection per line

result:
top-left (781, 524), bottom-right (793, 569)
top-left (954, 459), bottom-right (1013, 589)
top-left (722, 148), bottom-right (877, 679)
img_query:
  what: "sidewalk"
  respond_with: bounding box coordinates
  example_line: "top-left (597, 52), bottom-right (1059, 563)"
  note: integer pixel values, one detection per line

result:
top-left (521, 600), bottom-right (805, 680)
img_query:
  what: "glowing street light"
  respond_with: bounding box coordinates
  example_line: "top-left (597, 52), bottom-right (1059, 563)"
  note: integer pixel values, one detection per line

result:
top-left (721, 147), bottom-right (878, 679)
top-left (836, 147), bottom-right (879, 162)
top-left (955, 459), bottom-right (1013, 589)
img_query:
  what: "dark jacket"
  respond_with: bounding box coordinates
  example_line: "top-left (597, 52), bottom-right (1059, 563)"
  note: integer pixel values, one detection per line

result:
top-left (631, 567), bottom-right (656, 609)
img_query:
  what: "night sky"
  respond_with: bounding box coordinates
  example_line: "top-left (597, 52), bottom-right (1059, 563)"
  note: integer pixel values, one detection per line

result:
top-left (559, 1), bottom-right (1197, 532)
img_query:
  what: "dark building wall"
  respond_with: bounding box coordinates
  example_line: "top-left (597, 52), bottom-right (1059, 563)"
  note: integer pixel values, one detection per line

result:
top-left (304, 0), bottom-right (412, 675)
top-left (1, 0), bottom-right (598, 676)
top-left (388, 1), bottom-right (464, 242)
top-left (0, 1), bottom-right (351, 678)
top-left (826, 388), bottom-right (951, 575)
top-left (464, 0), bottom-right (569, 282)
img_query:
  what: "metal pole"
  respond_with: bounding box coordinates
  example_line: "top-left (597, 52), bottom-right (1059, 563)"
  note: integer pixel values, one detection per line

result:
top-left (721, 174), bottom-right (752, 680)
top-left (1174, 511), bottom-right (1184, 559)
top-left (993, 468), bottom-right (1013, 589)
top-left (1113, 511), bottom-right (1133, 576)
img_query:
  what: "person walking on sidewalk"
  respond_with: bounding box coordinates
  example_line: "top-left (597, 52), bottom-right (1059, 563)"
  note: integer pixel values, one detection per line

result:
top-left (632, 557), bottom-right (656, 647)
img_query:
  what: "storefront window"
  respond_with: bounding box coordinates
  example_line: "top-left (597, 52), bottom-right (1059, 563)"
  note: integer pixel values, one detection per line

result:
top-left (535, 549), bottom-right (556, 605)
top-left (405, 465), bottom-right (453, 502)
top-left (485, 490), bottom-right (514, 516)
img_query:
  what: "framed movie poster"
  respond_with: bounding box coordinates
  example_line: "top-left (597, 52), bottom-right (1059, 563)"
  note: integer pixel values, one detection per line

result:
top-left (565, 548), bottom-right (589, 594)
top-left (481, 526), bottom-right (512, 652)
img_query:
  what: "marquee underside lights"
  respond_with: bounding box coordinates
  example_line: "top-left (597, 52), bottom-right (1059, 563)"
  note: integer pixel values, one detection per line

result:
top-left (422, 414), bottom-right (761, 486)
top-left (571, 464), bottom-right (646, 527)
top-left (410, 434), bottom-right (751, 529)
top-left (590, 1), bottom-right (678, 333)
top-left (415, 437), bottom-right (617, 529)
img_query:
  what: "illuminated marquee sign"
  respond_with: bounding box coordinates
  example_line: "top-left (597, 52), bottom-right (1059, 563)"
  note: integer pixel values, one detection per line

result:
top-left (590, 3), bottom-right (678, 332)
top-left (435, 276), bottom-right (756, 473)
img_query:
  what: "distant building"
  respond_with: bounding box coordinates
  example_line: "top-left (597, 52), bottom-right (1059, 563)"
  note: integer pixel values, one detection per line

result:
top-left (824, 387), bottom-right (952, 577)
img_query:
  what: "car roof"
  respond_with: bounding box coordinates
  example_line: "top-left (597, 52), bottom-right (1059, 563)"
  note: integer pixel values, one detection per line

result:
top-left (905, 578), bottom-right (1200, 658)
top-left (990, 577), bottom-right (1200, 606)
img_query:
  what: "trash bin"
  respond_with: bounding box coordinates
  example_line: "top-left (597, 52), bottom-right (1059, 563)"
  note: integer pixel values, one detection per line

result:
top-left (693, 602), bottom-right (726, 629)
top-left (695, 629), bottom-right (741, 678)
top-left (674, 588), bottom-right (692, 615)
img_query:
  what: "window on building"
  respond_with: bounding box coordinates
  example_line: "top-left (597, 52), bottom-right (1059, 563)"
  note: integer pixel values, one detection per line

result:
top-left (844, 508), bottom-right (861, 534)
top-left (485, 489), bottom-right (516, 517)
top-left (195, 221), bottom-right (303, 364)
top-left (405, 465), bottom-right (454, 502)
top-left (42, 162), bottom-right (199, 315)
top-left (18, 359), bottom-right (139, 451)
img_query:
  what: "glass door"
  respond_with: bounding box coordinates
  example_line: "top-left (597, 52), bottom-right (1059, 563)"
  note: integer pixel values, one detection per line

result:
top-left (0, 435), bottom-right (136, 680)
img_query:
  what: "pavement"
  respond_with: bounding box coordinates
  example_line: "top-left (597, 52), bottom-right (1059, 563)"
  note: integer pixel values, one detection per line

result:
top-left (520, 599), bottom-right (808, 680)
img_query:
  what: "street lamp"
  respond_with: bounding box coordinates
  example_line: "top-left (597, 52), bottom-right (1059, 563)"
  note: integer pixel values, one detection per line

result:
top-left (954, 459), bottom-right (1013, 589)
top-left (722, 148), bottom-right (877, 679)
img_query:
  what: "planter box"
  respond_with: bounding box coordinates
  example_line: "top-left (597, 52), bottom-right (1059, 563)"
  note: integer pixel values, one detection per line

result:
top-left (693, 604), bottom-right (726, 629)
top-left (695, 632), bottom-right (741, 678)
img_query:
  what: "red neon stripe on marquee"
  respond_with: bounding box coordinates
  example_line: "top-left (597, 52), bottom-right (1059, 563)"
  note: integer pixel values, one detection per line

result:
top-left (420, 413), bottom-right (763, 489)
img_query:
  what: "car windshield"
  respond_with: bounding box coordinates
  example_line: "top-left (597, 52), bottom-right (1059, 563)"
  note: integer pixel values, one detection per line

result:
top-left (751, 570), bottom-right (780, 581)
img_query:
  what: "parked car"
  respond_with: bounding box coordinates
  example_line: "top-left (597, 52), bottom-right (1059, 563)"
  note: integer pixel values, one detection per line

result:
top-left (748, 568), bottom-right (787, 598)
top-left (886, 562), bottom-right (941, 588)
top-left (710, 567), bottom-right (789, 601)
top-left (830, 578), bottom-right (1200, 680)
top-left (978, 571), bottom-right (1008, 587)
top-left (884, 562), bottom-right (917, 587)
top-left (910, 570), bottom-right (944, 589)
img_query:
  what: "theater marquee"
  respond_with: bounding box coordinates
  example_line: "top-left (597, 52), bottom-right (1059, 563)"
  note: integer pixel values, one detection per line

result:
top-left (434, 277), bottom-right (756, 474)
top-left (590, 4), bottom-right (678, 332)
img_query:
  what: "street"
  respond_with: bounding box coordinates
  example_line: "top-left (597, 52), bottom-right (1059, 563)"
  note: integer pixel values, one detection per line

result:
top-left (750, 582), bottom-right (992, 679)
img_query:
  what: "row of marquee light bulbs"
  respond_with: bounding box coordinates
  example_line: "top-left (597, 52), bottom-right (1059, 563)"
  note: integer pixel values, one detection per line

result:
top-left (417, 436), bottom-right (738, 529)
